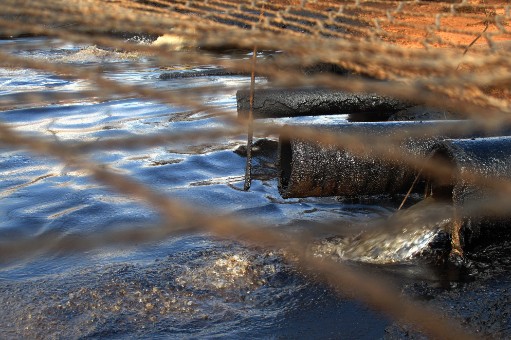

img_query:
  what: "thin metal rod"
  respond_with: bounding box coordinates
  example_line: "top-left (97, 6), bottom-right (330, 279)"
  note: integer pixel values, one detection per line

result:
top-left (244, 45), bottom-right (257, 191)
top-left (398, 168), bottom-right (423, 210)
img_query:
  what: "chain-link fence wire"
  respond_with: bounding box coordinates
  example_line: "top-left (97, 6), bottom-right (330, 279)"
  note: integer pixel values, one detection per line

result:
top-left (2, 0), bottom-right (511, 338)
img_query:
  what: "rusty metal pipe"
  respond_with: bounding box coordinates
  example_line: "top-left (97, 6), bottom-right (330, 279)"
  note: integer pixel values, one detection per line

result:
top-left (237, 88), bottom-right (411, 120)
top-left (278, 121), bottom-right (511, 199)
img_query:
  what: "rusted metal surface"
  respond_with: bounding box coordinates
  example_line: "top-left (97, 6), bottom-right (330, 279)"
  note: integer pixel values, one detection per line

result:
top-left (237, 88), bottom-right (411, 120)
top-left (278, 121), bottom-right (511, 199)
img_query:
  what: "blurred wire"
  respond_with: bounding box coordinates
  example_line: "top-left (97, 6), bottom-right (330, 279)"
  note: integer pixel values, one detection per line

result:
top-left (2, 0), bottom-right (511, 338)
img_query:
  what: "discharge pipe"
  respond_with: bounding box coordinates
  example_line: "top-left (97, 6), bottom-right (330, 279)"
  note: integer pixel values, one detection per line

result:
top-left (278, 121), bottom-right (511, 199)
top-left (237, 88), bottom-right (411, 120)
top-left (426, 137), bottom-right (511, 250)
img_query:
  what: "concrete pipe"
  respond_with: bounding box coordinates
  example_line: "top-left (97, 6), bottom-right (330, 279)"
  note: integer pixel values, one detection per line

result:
top-left (426, 137), bottom-right (511, 251)
top-left (278, 121), bottom-right (511, 199)
top-left (237, 88), bottom-right (411, 120)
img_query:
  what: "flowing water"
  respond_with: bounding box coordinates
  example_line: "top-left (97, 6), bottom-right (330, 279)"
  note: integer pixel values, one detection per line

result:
top-left (313, 197), bottom-right (453, 264)
top-left (1, 37), bottom-right (511, 338)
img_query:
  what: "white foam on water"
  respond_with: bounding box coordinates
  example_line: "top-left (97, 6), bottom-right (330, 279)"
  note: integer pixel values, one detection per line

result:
top-left (314, 198), bottom-right (453, 264)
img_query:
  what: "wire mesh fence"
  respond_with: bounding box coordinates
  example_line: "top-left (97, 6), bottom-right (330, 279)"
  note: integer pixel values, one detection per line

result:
top-left (1, 0), bottom-right (511, 338)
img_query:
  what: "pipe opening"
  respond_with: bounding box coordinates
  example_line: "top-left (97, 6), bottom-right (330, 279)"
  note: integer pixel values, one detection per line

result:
top-left (278, 138), bottom-right (293, 193)
top-left (425, 147), bottom-right (456, 202)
